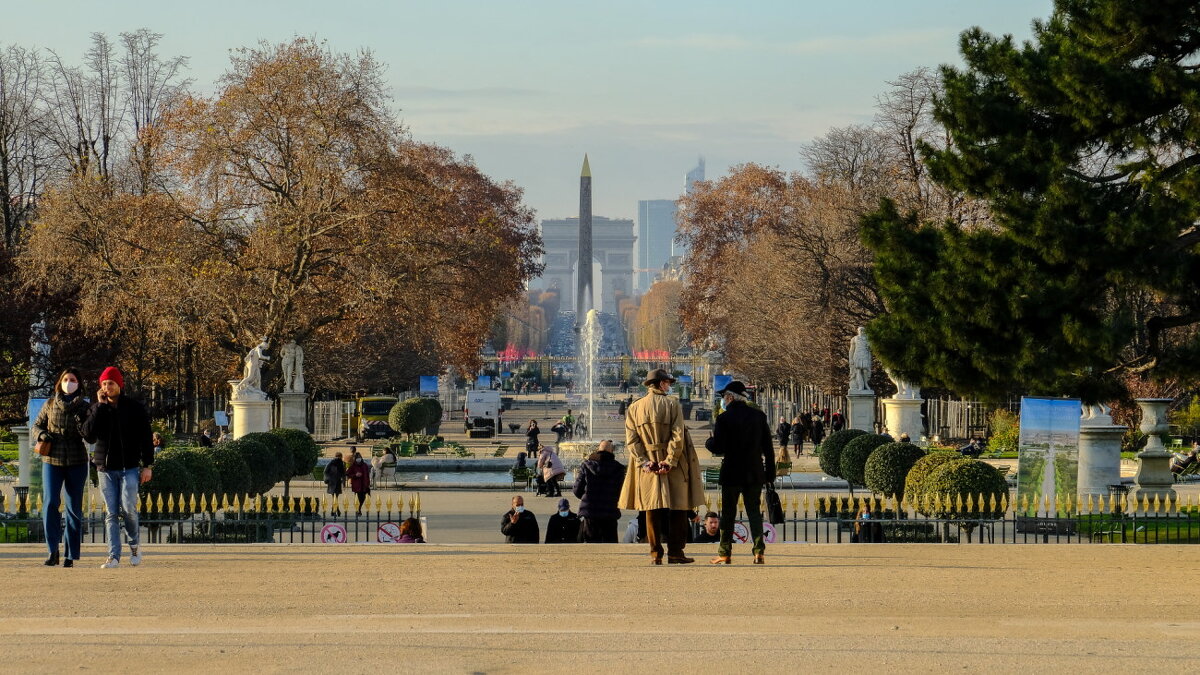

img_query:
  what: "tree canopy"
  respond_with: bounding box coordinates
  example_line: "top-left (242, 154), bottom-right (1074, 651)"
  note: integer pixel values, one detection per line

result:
top-left (863, 0), bottom-right (1200, 402)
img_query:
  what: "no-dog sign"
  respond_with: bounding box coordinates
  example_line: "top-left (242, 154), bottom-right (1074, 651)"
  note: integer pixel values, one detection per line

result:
top-left (321, 523), bottom-right (347, 544)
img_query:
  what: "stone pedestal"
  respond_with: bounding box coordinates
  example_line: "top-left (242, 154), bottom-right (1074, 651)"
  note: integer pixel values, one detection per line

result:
top-left (1131, 398), bottom-right (1176, 507)
top-left (231, 398), bottom-right (272, 440)
top-left (882, 397), bottom-right (924, 440)
top-left (1077, 423), bottom-right (1125, 498)
top-left (847, 392), bottom-right (875, 432)
top-left (11, 425), bottom-right (30, 513)
top-left (277, 392), bottom-right (309, 432)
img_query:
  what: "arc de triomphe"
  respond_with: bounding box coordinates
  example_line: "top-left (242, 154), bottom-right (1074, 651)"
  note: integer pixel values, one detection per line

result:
top-left (538, 216), bottom-right (635, 314)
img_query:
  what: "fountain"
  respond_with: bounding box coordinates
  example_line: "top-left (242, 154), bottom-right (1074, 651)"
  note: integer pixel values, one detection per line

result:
top-left (559, 309), bottom-right (608, 461)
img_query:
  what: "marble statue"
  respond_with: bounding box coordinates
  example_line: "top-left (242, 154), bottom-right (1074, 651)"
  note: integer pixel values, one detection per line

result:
top-left (1082, 402), bottom-right (1113, 425)
top-left (848, 326), bottom-right (872, 392)
top-left (886, 369), bottom-right (921, 400)
top-left (233, 338), bottom-right (269, 400)
top-left (29, 319), bottom-right (52, 396)
top-left (281, 339), bottom-right (304, 393)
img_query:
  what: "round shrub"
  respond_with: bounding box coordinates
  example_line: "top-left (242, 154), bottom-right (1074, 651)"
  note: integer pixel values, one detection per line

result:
top-left (818, 428), bottom-right (866, 478)
top-left (271, 428), bottom-right (321, 478)
top-left (905, 451), bottom-right (963, 511)
top-left (420, 397), bottom-right (443, 432)
top-left (157, 447), bottom-right (222, 498)
top-left (204, 442), bottom-right (253, 498)
top-left (389, 398), bottom-right (430, 437)
top-left (139, 454), bottom-right (195, 513)
top-left (839, 434), bottom-right (893, 487)
top-left (220, 437), bottom-right (277, 495)
top-left (864, 442), bottom-right (927, 499)
top-left (242, 432), bottom-right (294, 484)
top-left (921, 459), bottom-right (1009, 519)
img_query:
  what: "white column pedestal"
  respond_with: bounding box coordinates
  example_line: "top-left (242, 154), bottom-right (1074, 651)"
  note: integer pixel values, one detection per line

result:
top-left (231, 399), bottom-right (272, 440)
top-left (847, 392), bottom-right (875, 432)
top-left (1131, 398), bottom-right (1177, 507)
top-left (1077, 423), bottom-right (1125, 498)
top-left (277, 392), bottom-right (309, 431)
top-left (882, 398), bottom-right (923, 440)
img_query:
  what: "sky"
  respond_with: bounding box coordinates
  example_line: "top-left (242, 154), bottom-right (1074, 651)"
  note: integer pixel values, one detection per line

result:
top-left (7, 0), bottom-right (1054, 222)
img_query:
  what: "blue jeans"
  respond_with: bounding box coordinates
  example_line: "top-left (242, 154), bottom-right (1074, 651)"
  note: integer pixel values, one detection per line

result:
top-left (43, 463), bottom-right (88, 560)
top-left (99, 468), bottom-right (141, 559)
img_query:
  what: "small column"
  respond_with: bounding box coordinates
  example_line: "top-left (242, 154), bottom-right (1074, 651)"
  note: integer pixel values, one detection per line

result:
top-left (847, 392), bottom-right (875, 432)
top-left (1077, 409), bottom-right (1124, 499)
top-left (882, 397), bottom-right (923, 440)
top-left (1131, 398), bottom-right (1176, 507)
top-left (11, 425), bottom-right (30, 513)
top-left (231, 399), bottom-right (272, 439)
top-left (277, 392), bottom-right (309, 432)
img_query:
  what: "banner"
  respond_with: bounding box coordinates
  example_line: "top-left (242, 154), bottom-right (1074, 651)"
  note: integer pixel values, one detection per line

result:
top-left (419, 376), bottom-right (439, 394)
top-left (1016, 397), bottom-right (1081, 516)
top-left (475, 375), bottom-right (491, 389)
top-left (713, 375), bottom-right (732, 397)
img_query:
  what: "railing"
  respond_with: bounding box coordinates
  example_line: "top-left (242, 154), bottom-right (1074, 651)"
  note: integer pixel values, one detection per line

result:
top-left (0, 492), bottom-right (423, 545)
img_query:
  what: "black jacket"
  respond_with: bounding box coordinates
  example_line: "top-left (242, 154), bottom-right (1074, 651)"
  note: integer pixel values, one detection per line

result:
top-left (572, 450), bottom-right (626, 520)
top-left (705, 400), bottom-right (774, 486)
top-left (501, 509), bottom-right (539, 543)
top-left (545, 512), bottom-right (581, 543)
top-left (81, 395), bottom-right (153, 471)
top-left (775, 421), bottom-right (791, 445)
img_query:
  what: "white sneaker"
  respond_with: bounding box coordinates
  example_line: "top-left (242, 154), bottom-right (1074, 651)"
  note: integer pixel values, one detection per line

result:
top-left (129, 547), bottom-right (142, 566)
top-left (100, 557), bottom-right (119, 569)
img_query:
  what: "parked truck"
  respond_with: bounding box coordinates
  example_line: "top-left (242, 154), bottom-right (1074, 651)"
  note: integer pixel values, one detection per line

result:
top-left (464, 390), bottom-right (501, 438)
top-left (349, 395), bottom-right (399, 441)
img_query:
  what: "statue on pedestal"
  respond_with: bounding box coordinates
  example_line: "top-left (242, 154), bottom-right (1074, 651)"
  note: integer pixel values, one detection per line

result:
top-left (848, 327), bottom-right (873, 393)
top-left (281, 339), bottom-right (305, 393)
top-left (233, 338), bottom-right (269, 400)
top-left (30, 319), bottom-right (52, 397)
top-left (885, 369), bottom-right (921, 400)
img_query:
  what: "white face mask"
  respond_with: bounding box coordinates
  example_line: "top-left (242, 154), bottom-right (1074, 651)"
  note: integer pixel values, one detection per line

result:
top-left (514, 505), bottom-right (525, 513)
top-left (61, 379), bottom-right (79, 395)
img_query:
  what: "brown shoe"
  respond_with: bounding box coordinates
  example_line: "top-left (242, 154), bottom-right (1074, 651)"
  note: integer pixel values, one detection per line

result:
top-left (709, 556), bottom-right (731, 565)
top-left (753, 553), bottom-right (765, 565)
top-left (650, 556), bottom-right (663, 566)
top-left (667, 556), bottom-right (694, 564)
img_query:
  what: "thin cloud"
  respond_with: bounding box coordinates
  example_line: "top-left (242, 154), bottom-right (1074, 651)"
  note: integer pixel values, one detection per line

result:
top-left (392, 85), bottom-right (542, 99)
top-left (635, 28), bottom-right (956, 55)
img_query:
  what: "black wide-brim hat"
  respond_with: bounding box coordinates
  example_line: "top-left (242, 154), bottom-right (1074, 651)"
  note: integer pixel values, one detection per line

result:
top-left (642, 368), bottom-right (677, 386)
top-left (716, 380), bottom-right (750, 397)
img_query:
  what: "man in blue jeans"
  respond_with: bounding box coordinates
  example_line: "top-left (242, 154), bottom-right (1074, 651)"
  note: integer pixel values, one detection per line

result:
top-left (81, 367), bottom-right (154, 569)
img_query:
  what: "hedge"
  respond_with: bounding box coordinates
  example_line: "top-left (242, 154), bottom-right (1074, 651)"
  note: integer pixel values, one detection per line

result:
top-left (864, 442), bottom-right (927, 500)
top-left (904, 451), bottom-right (964, 512)
top-left (242, 432), bottom-right (295, 485)
top-left (839, 434), bottom-right (893, 487)
top-left (204, 444), bottom-right (253, 498)
top-left (271, 428), bottom-right (321, 479)
top-left (156, 447), bottom-right (222, 498)
top-left (817, 429), bottom-right (866, 478)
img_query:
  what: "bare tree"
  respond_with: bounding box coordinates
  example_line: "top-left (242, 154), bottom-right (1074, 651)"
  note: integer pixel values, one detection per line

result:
top-left (120, 29), bottom-right (189, 193)
top-left (0, 45), bottom-right (53, 249)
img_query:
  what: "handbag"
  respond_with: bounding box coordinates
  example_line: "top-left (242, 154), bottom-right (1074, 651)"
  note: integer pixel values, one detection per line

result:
top-left (35, 437), bottom-right (52, 457)
top-left (765, 484), bottom-right (785, 525)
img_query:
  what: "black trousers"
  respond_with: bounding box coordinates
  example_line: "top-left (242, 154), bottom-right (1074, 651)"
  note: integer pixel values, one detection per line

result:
top-left (578, 516), bottom-right (618, 543)
top-left (645, 508), bottom-right (689, 559)
top-left (718, 483), bottom-right (764, 557)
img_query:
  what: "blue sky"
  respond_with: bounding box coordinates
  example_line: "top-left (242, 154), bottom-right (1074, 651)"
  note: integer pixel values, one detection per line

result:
top-left (8, 1), bottom-right (1052, 220)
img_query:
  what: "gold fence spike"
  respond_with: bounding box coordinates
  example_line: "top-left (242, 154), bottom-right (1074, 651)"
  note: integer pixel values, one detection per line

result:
top-left (34, 493), bottom-right (43, 513)
top-left (965, 493), bottom-right (975, 513)
top-left (189, 494), bottom-right (198, 512)
top-left (415, 493), bottom-right (421, 516)
top-left (154, 494), bottom-right (163, 512)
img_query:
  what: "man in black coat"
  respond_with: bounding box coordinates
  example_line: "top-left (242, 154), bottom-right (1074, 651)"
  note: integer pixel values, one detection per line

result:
top-left (545, 498), bottom-right (581, 543)
top-left (81, 367), bottom-right (154, 569)
top-left (705, 380), bottom-right (774, 565)
top-left (572, 440), bottom-right (626, 543)
top-left (775, 417), bottom-right (791, 452)
top-left (500, 495), bottom-right (539, 543)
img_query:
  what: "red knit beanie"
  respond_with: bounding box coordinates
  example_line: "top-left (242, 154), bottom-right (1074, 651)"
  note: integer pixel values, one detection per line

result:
top-left (99, 366), bottom-right (125, 389)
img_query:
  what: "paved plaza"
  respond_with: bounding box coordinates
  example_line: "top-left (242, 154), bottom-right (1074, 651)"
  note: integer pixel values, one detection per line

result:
top-left (1, 543), bottom-right (1195, 673)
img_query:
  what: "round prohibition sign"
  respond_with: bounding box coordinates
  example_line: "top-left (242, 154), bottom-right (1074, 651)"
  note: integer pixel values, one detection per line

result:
top-left (377, 522), bottom-right (401, 543)
top-left (321, 523), bottom-right (347, 544)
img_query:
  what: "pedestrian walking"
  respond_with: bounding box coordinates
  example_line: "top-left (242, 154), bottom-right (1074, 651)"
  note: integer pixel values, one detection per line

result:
top-left (789, 414), bottom-right (805, 457)
top-left (32, 367), bottom-right (90, 567)
top-left (347, 454), bottom-right (371, 515)
top-left (775, 416), bottom-right (791, 453)
top-left (525, 419), bottom-right (540, 454)
top-left (81, 367), bottom-right (154, 569)
top-left (617, 368), bottom-right (704, 565)
top-left (706, 380), bottom-right (774, 565)
top-left (572, 439), bottom-right (626, 543)
top-left (324, 452), bottom-right (346, 515)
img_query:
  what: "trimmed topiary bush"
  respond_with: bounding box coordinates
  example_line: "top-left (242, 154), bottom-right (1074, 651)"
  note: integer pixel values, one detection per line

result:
top-left (818, 428), bottom-right (866, 478)
top-left (420, 397), bottom-right (443, 434)
top-left (220, 437), bottom-right (277, 495)
top-left (864, 442), bottom-right (927, 499)
top-left (242, 432), bottom-right (294, 485)
top-left (389, 398), bottom-right (430, 438)
top-left (139, 454), bottom-right (196, 514)
top-left (271, 427), bottom-right (321, 479)
top-left (904, 451), bottom-right (963, 510)
top-left (203, 442), bottom-right (253, 498)
top-left (839, 433), bottom-right (893, 487)
top-left (920, 459), bottom-right (1009, 520)
top-left (157, 447), bottom-right (222, 499)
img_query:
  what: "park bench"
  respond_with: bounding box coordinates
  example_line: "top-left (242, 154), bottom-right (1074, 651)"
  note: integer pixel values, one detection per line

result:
top-left (492, 446), bottom-right (509, 457)
top-left (1174, 461), bottom-right (1200, 482)
top-left (703, 467), bottom-right (721, 486)
top-left (375, 461), bottom-right (397, 489)
top-left (775, 461), bottom-right (794, 489)
top-left (510, 466), bottom-right (534, 490)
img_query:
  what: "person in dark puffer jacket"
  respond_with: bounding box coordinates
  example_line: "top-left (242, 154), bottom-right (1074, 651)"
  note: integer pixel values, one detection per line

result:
top-left (81, 367), bottom-right (154, 569)
top-left (572, 439), bottom-right (627, 543)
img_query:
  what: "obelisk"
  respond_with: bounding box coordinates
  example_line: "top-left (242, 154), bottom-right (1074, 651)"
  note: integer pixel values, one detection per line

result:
top-left (575, 154), bottom-right (593, 328)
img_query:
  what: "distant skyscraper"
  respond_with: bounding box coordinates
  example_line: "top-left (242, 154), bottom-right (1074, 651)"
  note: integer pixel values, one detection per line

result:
top-left (636, 199), bottom-right (676, 293)
top-left (677, 157), bottom-right (705, 257)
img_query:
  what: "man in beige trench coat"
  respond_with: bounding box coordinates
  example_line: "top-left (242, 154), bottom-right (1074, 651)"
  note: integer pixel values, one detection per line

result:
top-left (618, 369), bottom-right (705, 564)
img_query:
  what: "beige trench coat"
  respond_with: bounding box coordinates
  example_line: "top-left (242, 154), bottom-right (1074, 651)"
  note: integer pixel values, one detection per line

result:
top-left (617, 389), bottom-right (705, 511)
